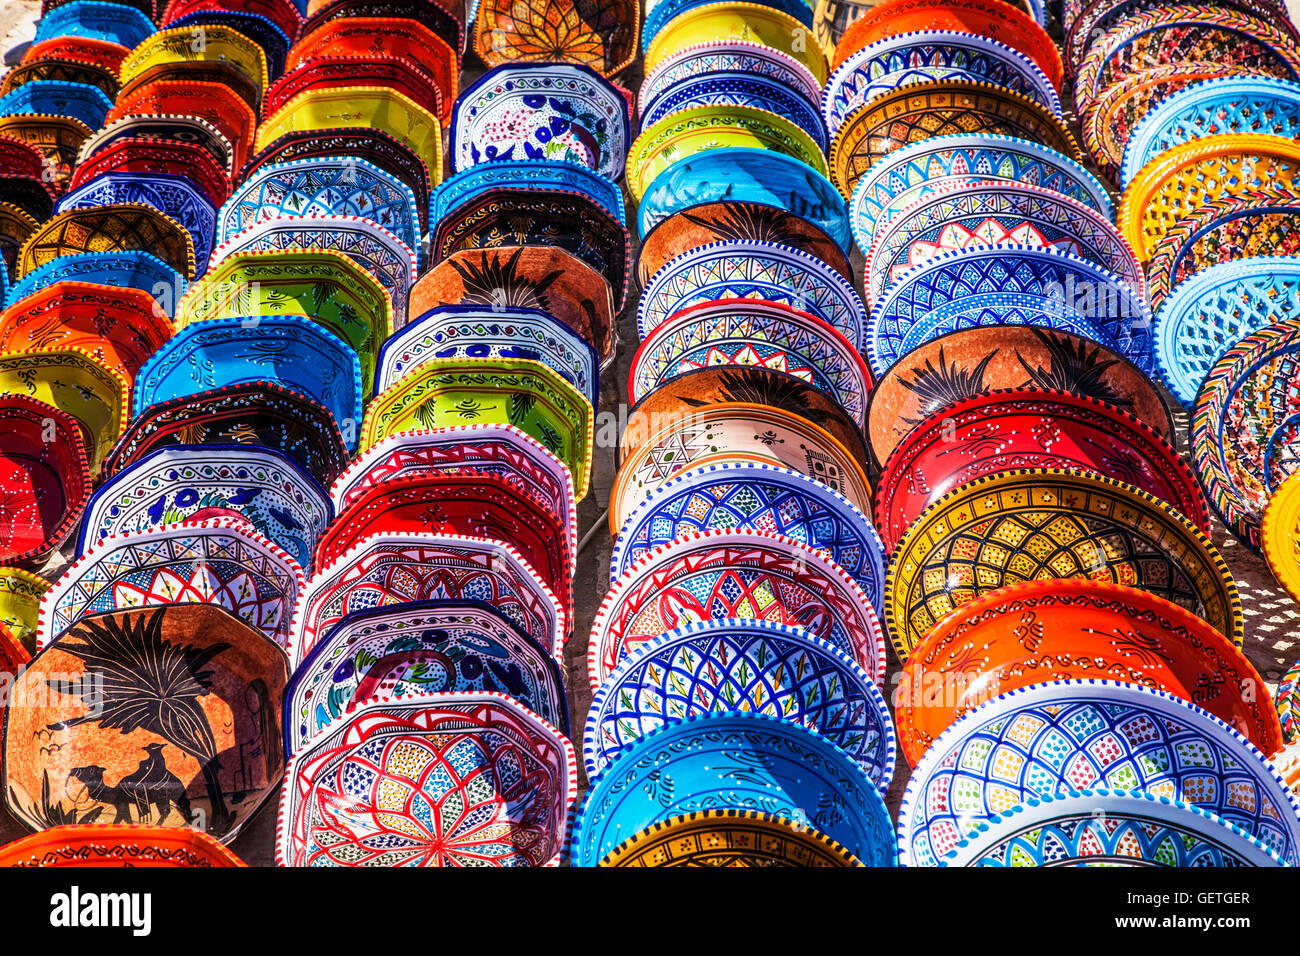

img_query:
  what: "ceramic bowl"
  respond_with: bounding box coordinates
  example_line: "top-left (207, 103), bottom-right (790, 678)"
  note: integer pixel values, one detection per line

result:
top-left (473, 0), bottom-right (638, 76)
top-left (77, 444), bottom-right (332, 573)
top-left (0, 135), bottom-right (56, 222)
top-left (598, 809), bottom-right (864, 866)
top-left (641, 78), bottom-right (824, 159)
top-left (72, 135), bottom-right (231, 207)
top-left (0, 115), bottom-right (91, 190)
top-left (11, 58), bottom-right (116, 104)
top-left (0, 566), bottom-right (47, 654)
top-left (611, 461), bottom-right (887, 606)
top-left (4, 604), bottom-right (288, 843)
top-left (35, 0), bottom-right (155, 47)
top-left (285, 601), bottom-right (567, 756)
top-left (898, 680), bottom-right (1300, 866)
top-left (21, 35), bottom-right (130, 73)
top-left (640, 40), bottom-right (821, 122)
top-left (897, 579), bottom-right (1279, 766)
top-left (298, 0), bottom-right (463, 59)
top-left (450, 63), bottom-right (631, 182)
top-left (165, 10), bottom-right (289, 78)
top-left (629, 299), bottom-right (872, 427)
top-left (1192, 316), bottom-right (1300, 550)
top-left (17, 203), bottom-right (194, 281)
top-left (1264, 473), bottom-right (1300, 607)
top-left (590, 528), bottom-right (886, 689)
top-left (865, 326), bottom-right (1173, 469)
top-left (643, 0), bottom-right (812, 49)
top-left (585, 618), bottom-right (895, 786)
top-left (429, 159), bottom-right (624, 230)
top-left (291, 532), bottom-right (564, 667)
top-left (0, 80), bottom-right (113, 131)
top-left (376, 306), bottom-right (598, 408)
top-left (4, 251), bottom-right (184, 316)
top-left (104, 382), bottom-right (349, 488)
top-left (573, 712), bottom-right (895, 867)
top-left (264, 55), bottom-right (445, 121)
top-left (884, 468), bottom-right (1242, 659)
top-left (874, 389), bottom-right (1207, 550)
top-left (637, 240), bottom-right (868, 352)
top-left (644, 3), bottom-right (829, 85)
top-left (936, 789), bottom-right (1285, 867)
top-left (117, 59), bottom-right (260, 122)
top-left (118, 24), bottom-right (269, 92)
top-left (868, 245), bottom-right (1152, 378)
top-left (276, 692), bottom-right (576, 866)
top-left (0, 395), bottom-right (90, 564)
top-left (613, 402), bottom-right (871, 529)
top-left (360, 357), bottom-right (594, 499)
top-left (164, 0), bottom-right (301, 42)
top-left (42, 518), bottom-right (304, 651)
top-left (0, 823), bottom-right (247, 867)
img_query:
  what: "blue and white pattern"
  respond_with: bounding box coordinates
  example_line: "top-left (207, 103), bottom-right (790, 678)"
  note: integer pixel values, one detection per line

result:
top-left (639, 72), bottom-right (827, 150)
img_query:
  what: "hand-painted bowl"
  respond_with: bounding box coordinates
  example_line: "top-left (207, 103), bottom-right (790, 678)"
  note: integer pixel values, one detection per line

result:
top-left (865, 326), bottom-right (1173, 469)
top-left (643, 0), bottom-right (813, 49)
top-left (35, 0), bottom-right (155, 48)
top-left (590, 528), bottom-right (886, 689)
top-left (119, 24), bottom-right (269, 92)
top-left (611, 461), bottom-right (887, 607)
top-left (285, 601), bottom-right (567, 756)
top-left (291, 532), bottom-right (564, 667)
top-left (896, 579), bottom-right (1279, 766)
top-left (72, 134), bottom-right (231, 206)
top-left (0, 134), bottom-right (56, 222)
top-left (102, 80), bottom-right (253, 171)
top-left (598, 808), bottom-right (864, 866)
top-left (0, 80), bottom-right (113, 130)
top-left (0, 566), bottom-right (47, 654)
top-left (639, 71), bottom-right (826, 153)
top-left (473, 0), bottom-right (639, 76)
top-left (21, 35), bottom-right (130, 74)
top-left (263, 55), bottom-right (444, 121)
top-left (429, 159), bottom-right (624, 229)
top-left (936, 789), bottom-right (1285, 867)
top-left (276, 692), bottom-right (576, 866)
top-left (295, 7), bottom-right (461, 83)
top-left (874, 389), bottom-right (1207, 550)
top-left (1263, 473), bottom-right (1300, 607)
top-left (572, 712), bottom-right (895, 866)
top-left (897, 680), bottom-right (1300, 866)
top-left (4, 251), bottom-right (184, 316)
top-left (164, 10), bottom-right (289, 78)
top-left (640, 40), bottom-right (821, 122)
top-left (0, 395), bottom-right (90, 564)
top-left (17, 203), bottom-right (195, 281)
top-left (644, 3), bottom-right (830, 85)
top-left (164, 0), bottom-right (301, 46)
top-left (0, 823), bottom-right (248, 866)
top-left (4, 604), bottom-right (288, 843)
top-left (884, 468), bottom-right (1242, 658)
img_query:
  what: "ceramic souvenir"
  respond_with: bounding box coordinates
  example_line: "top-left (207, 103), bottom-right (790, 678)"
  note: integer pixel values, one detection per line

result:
top-left (0, 114), bottom-right (92, 189)
top-left (599, 809), bottom-right (863, 866)
top-left (0, 80), bottom-right (112, 131)
top-left (1264, 473), bottom-right (1300, 606)
top-left (474, 0), bottom-right (639, 76)
top-left (21, 36), bottom-right (130, 74)
top-left (118, 25), bottom-right (269, 94)
top-left (103, 79), bottom-right (258, 173)
top-left (0, 824), bottom-right (247, 867)
top-left (263, 55), bottom-right (445, 121)
top-left (34, 0), bottom-right (155, 48)
top-left (430, 159), bottom-right (624, 231)
top-left (640, 40), bottom-right (821, 119)
top-left (0, 566), bottom-right (48, 654)
top-left (16, 203), bottom-right (194, 281)
top-left (644, 3), bottom-right (829, 85)
top-left (0, 205), bottom-right (38, 280)
top-left (72, 135), bottom-right (232, 206)
top-left (0, 135), bottom-right (56, 223)
top-left (2, 59), bottom-right (118, 106)
top-left (164, 0), bottom-right (302, 39)
top-left (3, 604), bottom-right (288, 843)
top-left (298, 0), bottom-right (463, 58)
top-left (4, 251), bottom-right (184, 316)
top-left (0, 395), bottom-right (90, 564)
top-left (165, 11), bottom-right (289, 79)
top-left (1277, 657), bottom-right (1300, 745)
top-left (117, 59), bottom-right (261, 119)
top-left (639, 71), bottom-right (826, 153)
top-left (643, 0), bottom-right (813, 47)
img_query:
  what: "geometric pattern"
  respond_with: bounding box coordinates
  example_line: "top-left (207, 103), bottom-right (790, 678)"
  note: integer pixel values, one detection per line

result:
top-left (599, 809), bottom-right (862, 866)
top-left (640, 73), bottom-right (828, 151)
top-left (640, 44), bottom-right (822, 122)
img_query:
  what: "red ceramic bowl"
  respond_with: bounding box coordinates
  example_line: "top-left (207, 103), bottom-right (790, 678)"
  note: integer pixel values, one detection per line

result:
top-left (0, 823), bottom-right (247, 866)
top-left (69, 137), bottom-right (232, 207)
top-left (104, 80), bottom-right (257, 174)
top-left (0, 395), bottom-right (91, 564)
top-left (264, 55), bottom-right (445, 119)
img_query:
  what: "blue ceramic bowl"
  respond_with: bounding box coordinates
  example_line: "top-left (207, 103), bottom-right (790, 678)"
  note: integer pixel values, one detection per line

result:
top-left (642, 0), bottom-right (814, 48)
top-left (898, 680), bottom-right (1300, 867)
top-left (34, 0), bottom-right (155, 47)
top-left (430, 159), bottom-right (625, 228)
top-left (573, 711), bottom-right (897, 866)
top-left (584, 618), bottom-right (896, 786)
top-left (167, 11), bottom-right (290, 79)
top-left (639, 70), bottom-right (827, 150)
top-left (4, 251), bottom-right (186, 314)
top-left (0, 80), bottom-right (113, 129)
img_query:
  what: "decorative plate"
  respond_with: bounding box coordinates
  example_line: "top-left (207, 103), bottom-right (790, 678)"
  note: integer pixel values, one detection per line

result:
top-left (639, 40), bottom-right (821, 121)
top-left (644, 3), bottom-right (829, 85)
top-left (0, 565), bottom-right (48, 654)
top-left (429, 159), bottom-right (624, 230)
top-left (829, 80), bottom-right (1079, 200)
top-left (611, 461), bottom-right (888, 606)
top-left (884, 469), bottom-right (1242, 658)
top-left (1263, 473), bottom-right (1300, 606)
top-left (132, 316), bottom-right (364, 450)
top-left (898, 680), bottom-right (1300, 867)
top-left (864, 181), bottom-right (1142, 304)
top-left (936, 788), bottom-right (1285, 867)
top-left (896, 580), bottom-right (1279, 766)
top-left (590, 528), bottom-right (886, 689)
top-left (573, 712), bottom-right (895, 867)
top-left (360, 357), bottom-right (594, 499)
top-left (4, 604), bottom-right (288, 843)
top-left (874, 389), bottom-right (1206, 549)
top-left (42, 518), bottom-right (304, 651)
top-left (291, 532), bottom-right (564, 666)
top-left (410, 246), bottom-right (614, 364)
top-left (1277, 656), bottom-right (1300, 745)
top-left (474, 0), bottom-right (639, 77)
top-left (16, 203), bottom-right (194, 281)
top-left (869, 245), bottom-right (1152, 378)
top-left (824, 30), bottom-right (1060, 138)
top-left (34, 0), bottom-right (155, 47)
top-left (276, 693), bottom-right (576, 867)
top-left (1154, 257), bottom-right (1300, 408)
top-left (285, 601), bottom-right (567, 756)
top-left (638, 72), bottom-right (827, 152)
top-left (450, 63), bottom-right (631, 183)
top-left (105, 382), bottom-right (349, 488)
top-left (637, 240), bottom-right (868, 352)
top-left (0, 395), bottom-right (90, 563)
top-left (613, 402), bottom-right (871, 530)
top-left (584, 619), bottom-right (895, 785)
top-left (644, 0), bottom-right (812, 48)
top-left (0, 823), bottom-right (247, 867)
top-left (0, 80), bottom-right (112, 131)
top-left (78, 444), bottom-right (332, 573)
top-left (599, 808), bottom-right (863, 866)
top-left (117, 24), bottom-right (269, 92)
top-left (72, 134), bottom-right (232, 205)
top-left (4, 251), bottom-right (184, 316)
top-left (376, 306), bottom-right (598, 407)
top-left (263, 55), bottom-right (445, 122)
top-left (1192, 316), bottom-right (1300, 550)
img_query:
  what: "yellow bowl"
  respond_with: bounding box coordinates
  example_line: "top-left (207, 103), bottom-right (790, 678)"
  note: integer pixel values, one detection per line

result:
top-left (645, 2), bottom-right (829, 85)
top-left (255, 86), bottom-right (443, 181)
top-left (599, 809), bottom-right (864, 866)
top-left (1262, 472), bottom-right (1300, 606)
top-left (119, 25), bottom-right (268, 92)
top-left (1118, 133), bottom-right (1300, 262)
top-left (17, 202), bottom-right (194, 280)
top-left (0, 567), bottom-right (47, 654)
top-left (626, 104), bottom-right (828, 201)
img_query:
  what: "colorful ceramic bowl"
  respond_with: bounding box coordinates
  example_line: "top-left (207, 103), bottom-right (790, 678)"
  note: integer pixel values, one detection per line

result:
top-left (611, 461), bottom-right (887, 606)
top-left (645, 3), bottom-right (829, 84)
top-left (104, 80), bottom-right (255, 171)
top-left (875, 389), bottom-right (1207, 550)
top-left (73, 134), bottom-right (232, 204)
top-left (0, 115), bottom-right (92, 189)
top-left (885, 469), bottom-right (1242, 659)
top-left (117, 59), bottom-right (260, 121)
top-left (77, 444), bottom-right (332, 572)
top-left (1154, 257), bottom-right (1300, 408)
top-left (450, 63), bottom-right (630, 182)
top-left (165, 10), bottom-right (289, 78)
top-left (869, 245), bottom-right (1152, 378)
top-left (0, 566), bottom-right (47, 654)
top-left (638, 71), bottom-right (827, 152)
top-left (0, 135), bottom-right (56, 222)
top-left (643, 0), bottom-right (813, 48)
top-left (898, 680), bottom-right (1300, 867)
top-left (4, 251), bottom-right (184, 315)
top-left (17, 203), bottom-right (194, 281)
top-left (4, 604), bottom-right (288, 843)
top-left (630, 299), bottom-right (872, 427)
top-left (598, 809), bottom-right (864, 866)
top-left (573, 712), bottom-right (895, 867)
top-left (0, 395), bottom-right (91, 564)
top-left (0, 80), bottom-right (113, 131)
top-left (290, 532), bottom-right (564, 666)
top-left (936, 788), bottom-right (1286, 867)
top-left (0, 824), bottom-right (247, 867)
top-left (897, 580), bottom-right (1279, 766)
top-left (474, 0), bottom-right (638, 75)
top-left (21, 35), bottom-right (130, 74)
top-left (360, 358), bottom-right (594, 499)
top-left (42, 517), bottom-right (304, 651)
top-left (298, 0), bottom-right (463, 60)
top-left (285, 601), bottom-right (567, 756)
top-left (430, 159), bottom-right (624, 230)
top-left (585, 619), bottom-right (895, 786)
top-left (276, 693), bottom-right (576, 866)
top-left (118, 24), bottom-right (269, 92)
top-left (1263, 473), bottom-right (1300, 606)
top-left (35, 0), bottom-right (155, 48)
top-left (165, 0), bottom-right (301, 41)
top-left (640, 40), bottom-right (821, 121)
top-left (264, 55), bottom-right (445, 121)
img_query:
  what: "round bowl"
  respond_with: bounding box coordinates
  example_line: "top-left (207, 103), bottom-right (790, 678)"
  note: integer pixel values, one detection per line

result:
top-left (644, 2), bottom-right (830, 85)
top-left (0, 394), bottom-right (90, 564)
top-left (598, 809), bottom-right (864, 866)
top-left (474, 0), bottom-right (638, 76)
top-left (0, 824), bottom-right (246, 867)
top-left (17, 203), bottom-right (194, 281)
